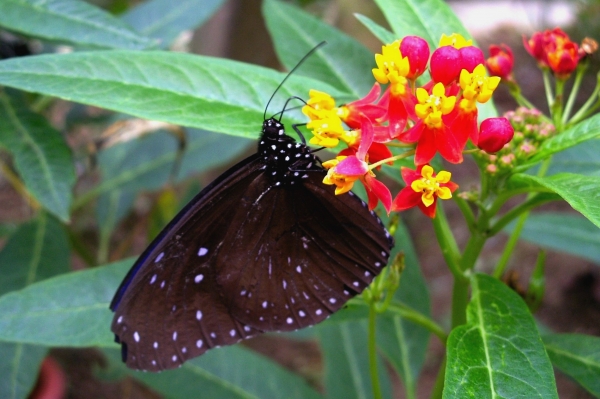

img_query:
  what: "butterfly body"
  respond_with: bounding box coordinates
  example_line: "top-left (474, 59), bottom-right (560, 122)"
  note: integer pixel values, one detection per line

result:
top-left (110, 118), bottom-right (393, 371)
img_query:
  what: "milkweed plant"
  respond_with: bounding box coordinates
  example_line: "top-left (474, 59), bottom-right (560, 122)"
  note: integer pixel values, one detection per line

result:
top-left (0, 0), bottom-right (599, 398)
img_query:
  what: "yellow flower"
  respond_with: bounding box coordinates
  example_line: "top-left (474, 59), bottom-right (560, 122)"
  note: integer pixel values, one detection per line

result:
top-left (410, 165), bottom-right (453, 207)
top-left (322, 157), bottom-right (360, 195)
top-left (439, 33), bottom-right (472, 49)
top-left (459, 64), bottom-right (501, 105)
top-left (372, 40), bottom-right (410, 87)
top-left (414, 83), bottom-right (456, 129)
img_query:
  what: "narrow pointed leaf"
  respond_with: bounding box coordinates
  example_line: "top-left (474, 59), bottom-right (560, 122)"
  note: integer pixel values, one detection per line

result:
top-left (102, 346), bottom-right (323, 399)
top-left (373, 0), bottom-right (470, 48)
top-left (0, 211), bottom-right (69, 399)
top-left (0, 259), bottom-right (131, 347)
top-left (121, 0), bottom-right (225, 49)
top-left (505, 213), bottom-right (600, 265)
top-left (263, 0), bottom-right (372, 98)
top-left (0, 0), bottom-right (154, 49)
top-left (354, 14), bottom-right (396, 44)
top-left (444, 274), bottom-right (557, 398)
top-left (509, 173), bottom-right (600, 229)
top-left (0, 342), bottom-right (47, 399)
top-left (543, 333), bottom-right (600, 397)
top-left (317, 320), bottom-right (392, 399)
top-left (527, 113), bottom-right (600, 166)
top-left (0, 51), bottom-right (342, 138)
top-left (0, 90), bottom-right (75, 222)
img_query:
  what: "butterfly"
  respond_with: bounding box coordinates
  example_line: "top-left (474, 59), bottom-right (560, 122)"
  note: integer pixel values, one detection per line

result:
top-left (109, 46), bottom-right (394, 371)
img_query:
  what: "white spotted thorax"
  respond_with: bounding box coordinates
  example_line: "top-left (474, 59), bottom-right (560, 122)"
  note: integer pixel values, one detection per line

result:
top-left (259, 118), bottom-right (321, 186)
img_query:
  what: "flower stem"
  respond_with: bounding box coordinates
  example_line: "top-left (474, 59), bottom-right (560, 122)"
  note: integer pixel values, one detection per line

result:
top-left (368, 301), bottom-right (382, 399)
top-left (368, 150), bottom-right (415, 170)
top-left (432, 204), bottom-right (463, 280)
top-left (429, 357), bottom-right (446, 399)
top-left (387, 302), bottom-right (447, 344)
top-left (562, 64), bottom-right (586, 124)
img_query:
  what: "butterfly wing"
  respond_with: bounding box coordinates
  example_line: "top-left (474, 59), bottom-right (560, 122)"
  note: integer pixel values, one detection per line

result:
top-left (110, 155), bottom-right (266, 371)
top-left (216, 171), bottom-right (393, 332)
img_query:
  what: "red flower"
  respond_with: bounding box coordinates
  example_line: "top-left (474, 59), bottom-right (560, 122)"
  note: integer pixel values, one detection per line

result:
top-left (523, 28), bottom-right (581, 78)
top-left (486, 44), bottom-right (514, 80)
top-left (392, 165), bottom-right (458, 218)
top-left (430, 45), bottom-right (462, 85)
top-left (400, 36), bottom-right (430, 79)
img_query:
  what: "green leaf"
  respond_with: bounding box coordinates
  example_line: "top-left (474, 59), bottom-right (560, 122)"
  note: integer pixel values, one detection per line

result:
top-left (317, 320), bottom-right (392, 399)
top-left (0, 0), bottom-right (154, 50)
top-left (354, 13), bottom-right (396, 44)
top-left (0, 259), bottom-right (131, 347)
top-left (0, 212), bottom-right (70, 295)
top-left (543, 333), bottom-right (600, 397)
top-left (121, 0), bottom-right (225, 49)
top-left (546, 139), bottom-right (600, 176)
top-left (0, 51), bottom-right (343, 138)
top-left (0, 90), bottom-right (75, 222)
top-left (509, 173), bottom-right (600, 229)
top-left (373, 0), bottom-right (471, 48)
top-left (0, 342), bottom-right (47, 399)
top-left (444, 274), bottom-right (557, 398)
top-left (527, 113), bottom-right (600, 166)
top-left (505, 212), bottom-right (600, 265)
top-left (263, 0), bottom-right (373, 98)
top-left (101, 346), bottom-right (323, 399)
top-left (0, 211), bottom-right (68, 399)
top-left (377, 219), bottom-right (430, 396)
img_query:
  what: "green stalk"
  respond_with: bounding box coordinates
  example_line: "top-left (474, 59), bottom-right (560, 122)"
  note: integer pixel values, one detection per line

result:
top-left (368, 302), bottom-right (382, 399)
top-left (562, 64), bottom-right (586, 124)
top-left (432, 204), bottom-right (463, 280)
top-left (492, 157), bottom-right (552, 277)
top-left (542, 70), bottom-right (554, 111)
top-left (430, 357), bottom-right (446, 399)
top-left (387, 302), bottom-right (447, 344)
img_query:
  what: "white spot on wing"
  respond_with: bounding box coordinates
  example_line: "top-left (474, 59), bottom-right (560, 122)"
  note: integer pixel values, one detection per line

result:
top-left (296, 265), bottom-right (302, 273)
top-left (230, 329), bottom-right (236, 337)
top-left (173, 331), bottom-right (177, 341)
top-left (155, 252), bottom-right (164, 263)
top-left (133, 332), bottom-right (140, 342)
top-left (117, 316), bottom-right (123, 324)
top-left (150, 274), bottom-right (157, 284)
top-left (196, 310), bottom-right (202, 320)
top-left (195, 274), bottom-right (204, 283)
top-left (153, 342), bottom-right (158, 349)
top-left (299, 310), bottom-right (306, 317)
top-left (316, 309), bottom-right (322, 316)
top-left (196, 340), bottom-right (203, 348)
top-left (262, 301), bottom-right (268, 309)
top-left (286, 317), bottom-right (293, 324)
top-left (198, 247), bottom-right (208, 256)
top-left (329, 298), bottom-right (337, 304)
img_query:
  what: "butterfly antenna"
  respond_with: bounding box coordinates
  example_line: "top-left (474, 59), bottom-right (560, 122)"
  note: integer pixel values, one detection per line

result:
top-left (263, 41), bottom-right (327, 121)
top-left (271, 96), bottom-right (308, 121)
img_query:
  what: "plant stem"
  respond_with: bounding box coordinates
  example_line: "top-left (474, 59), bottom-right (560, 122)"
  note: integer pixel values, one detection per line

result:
top-left (368, 302), bottom-right (382, 399)
top-left (432, 204), bottom-right (463, 280)
top-left (430, 357), bottom-right (446, 399)
top-left (387, 302), bottom-right (447, 344)
top-left (562, 65), bottom-right (585, 124)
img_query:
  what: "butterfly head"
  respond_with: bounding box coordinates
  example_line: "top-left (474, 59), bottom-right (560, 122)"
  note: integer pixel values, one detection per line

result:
top-left (259, 118), bottom-right (321, 187)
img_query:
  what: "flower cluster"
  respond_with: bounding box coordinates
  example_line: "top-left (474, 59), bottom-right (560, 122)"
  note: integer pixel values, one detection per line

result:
top-left (303, 34), bottom-right (511, 217)
top-left (523, 28), bottom-right (583, 79)
top-left (475, 107), bottom-right (556, 175)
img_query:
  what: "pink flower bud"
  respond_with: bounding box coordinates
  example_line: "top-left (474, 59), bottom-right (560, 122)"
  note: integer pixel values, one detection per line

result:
top-left (458, 46), bottom-right (485, 73)
top-left (486, 44), bottom-right (514, 79)
top-left (400, 36), bottom-right (430, 79)
top-left (430, 45), bottom-right (461, 85)
top-left (478, 117), bottom-right (514, 153)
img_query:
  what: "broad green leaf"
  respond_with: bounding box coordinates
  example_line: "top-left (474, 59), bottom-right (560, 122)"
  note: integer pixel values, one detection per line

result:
top-left (121, 0), bottom-right (224, 49)
top-left (101, 346), bottom-right (323, 399)
top-left (526, 113), bottom-right (600, 166)
top-left (509, 173), bottom-right (600, 229)
top-left (0, 90), bottom-right (75, 222)
top-left (0, 259), bottom-right (131, 347)
top-left (0, 342), bottom-right (47, 399)
top-left (354, 13), bottom-right (396, 44)
top-left (317, 320), bottom-right (392, 399)
top-left (0, 212), bottom-right (70, 295)
top-left (505, 212), bottom-right (600, 265)
top-left (543, 333), bottom-right (600, 397)
top-left (373, 0), bottom-right (471, 49)
top-left (376, 218), bottom-right (430, 397)
top-left (263, 0), bottom-right (373, 98)
top-left (546, 139), bottom-right (600, 176)
top-left (0, 0), bottom-right (154, 50)
top-left (0, 51), bottom-right (343, 138)
top-left (0, 211), bottom-right (68, 399)
top-left (444, 274), bottom-right (557, 398)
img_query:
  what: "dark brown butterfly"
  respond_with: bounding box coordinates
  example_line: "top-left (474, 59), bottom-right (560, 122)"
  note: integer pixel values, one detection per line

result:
top-left (110, 46), bottom-right (394, 371)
